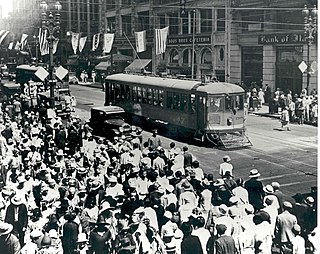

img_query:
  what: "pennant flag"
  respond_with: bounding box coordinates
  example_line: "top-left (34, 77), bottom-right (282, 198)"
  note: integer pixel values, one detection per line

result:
top-left (14, 41), bottom-right (21, 51)
top-left (8, 42), bottom-right (14, 50)
top-left (135, 30), bottom-right (146, 53)
top-left (92, 33), bottom-right (100, 51)
top-left (102, 33), bottom-right (114, 54)
top-left (20, 33), bottom-right (28, 50)
top-left (0, 30), bottom-right (10, 45)
top-left (155, 26), bottom-right (169, 55)
top-left (71, 32), bottom-right (80, 54)
top-left (53, 39), bottom-right (59, 54)
top-left (79, 36), bottom-right (87, 53)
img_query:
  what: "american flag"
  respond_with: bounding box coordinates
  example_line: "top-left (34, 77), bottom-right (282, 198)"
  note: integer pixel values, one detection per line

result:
top-left (155, 26), bottom-right (169, 55)
top-left (38, 28), bottom-right (49, 56)
top-left (0, 30), bottom-right (10, 45)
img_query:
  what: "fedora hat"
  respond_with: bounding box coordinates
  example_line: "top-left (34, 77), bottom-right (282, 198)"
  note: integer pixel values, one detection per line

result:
top-left (0, 222), bottom-right (13, 236)
top-left (11, 195), bottom-right (23, 206)
top-left (249, 169), bottom-right (260, 178)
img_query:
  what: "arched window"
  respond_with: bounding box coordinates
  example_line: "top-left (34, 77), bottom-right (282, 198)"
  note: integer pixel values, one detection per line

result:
top-left (201, 49), bottom-right (212, 64)
top-left (183, 49), bottom-right (196, 64)
top-left (170, 49), bottom-right (179, 63)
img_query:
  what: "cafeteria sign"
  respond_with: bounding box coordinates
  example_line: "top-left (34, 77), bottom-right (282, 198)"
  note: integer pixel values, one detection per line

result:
top-left (258, 33), bottom-right (306, 44)
top-left (168, 35), bottom-right (211, 45)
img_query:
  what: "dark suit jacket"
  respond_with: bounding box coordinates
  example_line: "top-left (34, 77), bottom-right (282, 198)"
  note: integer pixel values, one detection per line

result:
top-left (5, 203), bottom-right (28, 231)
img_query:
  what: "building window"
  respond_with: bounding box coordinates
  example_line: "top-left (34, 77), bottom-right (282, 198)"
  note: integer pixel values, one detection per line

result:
top-left (138, 11), bottom-right (149, 32)
top-left (122, 15), bottom-right (132, 35)
top-left (241, 10), bottom-right (263, 31)
top-left (169, 12), bottom-right (179, 35)
top-left (107, 17), bottom-right (116, 32)
top-left (170, 49), bottom-right (179, 64)
top-left (159, 15), bottom-right (166, 28)
top-left (183, 49), bottom-right (190, 64)
top-left (275, 10), bottom-right (303, 31)
top-left (217, 8), bottom-right (225, 32)
top-left (121, 0), bottom-right (131, 7)
top-left (108, 0), bottom-right (116, 9)
top-left (201, 49), bottom-right (212, 64)
top-left (200, 9), bottom-right (212, 33)
top-left (182, 15), bottom-right (189, 34)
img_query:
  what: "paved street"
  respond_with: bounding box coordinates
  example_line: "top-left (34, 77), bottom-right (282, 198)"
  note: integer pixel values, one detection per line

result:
top-left (71, 84), bottom-right (317, 198)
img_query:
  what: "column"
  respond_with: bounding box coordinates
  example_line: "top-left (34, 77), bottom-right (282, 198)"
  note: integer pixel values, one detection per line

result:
top-left (263, 45), bottom-right (276, 93)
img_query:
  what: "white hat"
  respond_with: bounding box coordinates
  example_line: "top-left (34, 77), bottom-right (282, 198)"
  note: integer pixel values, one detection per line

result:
top-left (249, 169), bottom-right (260, 178)
top-left (77, 233), bottom-right (88, 243)
top-left (48, 229), bottom-right (58, 239)
top-left (223, 155), bottom-right (231, 162)
top-left (263, 185), bottom-right (274, 194)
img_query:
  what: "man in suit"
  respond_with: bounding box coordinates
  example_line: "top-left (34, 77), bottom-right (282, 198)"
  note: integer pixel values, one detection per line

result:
top-left (4, 195), bottom-right (28, 246)
top-left (275, 201), bottom-right (297, 251)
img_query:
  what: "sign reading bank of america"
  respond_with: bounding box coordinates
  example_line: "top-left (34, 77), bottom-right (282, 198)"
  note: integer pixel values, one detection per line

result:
top-left (168, 35), bottom-right (211, 45)
top-left (258, 33), bottom-right (307, 44)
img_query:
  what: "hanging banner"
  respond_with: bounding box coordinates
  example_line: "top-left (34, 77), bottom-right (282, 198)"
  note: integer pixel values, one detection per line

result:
top-left (135, 30), bottom-right (147, 53)
top-left (79, 36), bottom-right (87, 53)
top-left (8, 42), bottom-right (14, 50)
top-left (71, 32), bottom-right (80, 54)
top-left (0, 31), bottom-right (10, 45)
top-left (102, 33), bottom-right (114, 54)
top-left (53, 39), bottom-right (59, 54)
top-left (20, 33), bottom-right (28, 50)
top-left (14, 41), bottom-right (21, 51)
top-left (92, 33), bottom-right (100, 51)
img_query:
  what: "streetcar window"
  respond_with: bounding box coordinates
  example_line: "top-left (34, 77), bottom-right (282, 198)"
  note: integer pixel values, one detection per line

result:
top-left (142, 87), bottom-right (147, 104)
top-left (167, 92), bottom-right (173, 109)
top-left (181, 94), bottom-right (188, 112)
top-left (225, 95), bottom-right (232, 110)
top-left (137, 87), bottom-right (142, 102)
top-left (234, 95), bottom-right (244, 110)
top-left (208, 97), bottom-right (223, 112)
top-left (120, 84), bottom-right (125, 100)
top-left (114, 84), bottom-right (121, 103)
top-left (147, 88), bottom-right (152, 105)
top-left (189, 94), bottom-right (196, 113)
top-left (153, 89), bottom-right (158, 106)
top-left (173, 93), bottom-right (180, 110)
top-left (159, 90), bottom-right (164, 107)
top-left (132, 86), bottom-right (137, 102)
top-left (124, 85), bottom-right (130, 101)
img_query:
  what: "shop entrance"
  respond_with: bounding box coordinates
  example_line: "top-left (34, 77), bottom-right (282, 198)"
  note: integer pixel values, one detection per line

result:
top-left (276, 46), bottom-right (303, 95)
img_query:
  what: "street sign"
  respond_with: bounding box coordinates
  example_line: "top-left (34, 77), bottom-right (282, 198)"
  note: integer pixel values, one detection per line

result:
top-left (310, 61), bottom-right (318, 73)
top-left (35, 67), bottom-right (49, 81)
top-left (298, 61), bottom-right (308, 73)
top-left (55, 66), bottom-right (68, 81)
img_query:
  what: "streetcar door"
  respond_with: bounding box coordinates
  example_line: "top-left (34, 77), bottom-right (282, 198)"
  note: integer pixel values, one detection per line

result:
top-left (196, 95), bottom-right (206, 132)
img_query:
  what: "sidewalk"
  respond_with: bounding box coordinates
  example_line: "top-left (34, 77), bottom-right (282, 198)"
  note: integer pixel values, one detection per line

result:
top-left (250, 105), bottom-right (281, 119)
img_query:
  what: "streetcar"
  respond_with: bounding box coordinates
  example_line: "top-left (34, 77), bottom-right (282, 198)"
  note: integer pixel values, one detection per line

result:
top-left (104, 73), bottom-right (251, 148)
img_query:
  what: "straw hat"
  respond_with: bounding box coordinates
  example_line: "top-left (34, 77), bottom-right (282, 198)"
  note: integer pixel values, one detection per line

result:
top-left (11, 195), bottom-right (23, 206)
top-left (263, 185), bottom-right (274, 194)
top-left (249, 169), bottom-right (260, 178)
top-left (77, 233), bottom-right (88, 243)
top-left (0, 222), bottom-right (13, 236)
top-left (223, 155), bottom-right (231, 162)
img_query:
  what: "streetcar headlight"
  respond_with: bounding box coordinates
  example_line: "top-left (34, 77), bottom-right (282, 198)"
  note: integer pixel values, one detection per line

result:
top-left (227, 118), bottom-right (232, 126)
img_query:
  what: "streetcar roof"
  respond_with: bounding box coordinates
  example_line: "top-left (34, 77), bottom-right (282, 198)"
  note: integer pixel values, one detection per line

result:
top-left (16, 65), bottom-right (40, 71)
top-left (91, 106), bottom-right (125, 114)
top-left (106, 73), bottom-right (201, 91)
top-left (197, 82), bottom-right (245, 95)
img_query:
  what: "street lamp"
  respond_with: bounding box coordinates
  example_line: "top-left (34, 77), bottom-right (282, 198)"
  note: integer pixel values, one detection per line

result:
top-left (302, 4), bottom-right (317, 95)
top-left (40, 0), bottom-right (62, 108)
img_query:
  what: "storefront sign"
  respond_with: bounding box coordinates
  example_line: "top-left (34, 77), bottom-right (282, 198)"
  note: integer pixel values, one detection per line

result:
top-left (258, 33), bottom-right (306, 44)
top-left (168, 35), bottom-right (211, 45)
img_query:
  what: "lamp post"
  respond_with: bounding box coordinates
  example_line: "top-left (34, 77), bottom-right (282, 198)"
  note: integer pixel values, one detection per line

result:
top-left (191, 10), bottom-right (196, 79)
top-left (302, 4), bottom-right (317, 95)
top-left (40, 0), bottom-right (62, 108)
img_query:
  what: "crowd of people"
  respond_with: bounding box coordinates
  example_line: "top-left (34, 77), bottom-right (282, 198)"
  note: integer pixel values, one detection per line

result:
top-left (0, 94), bottom-right (317, 254)
top-left (246, 85), bottom-right (318, 126)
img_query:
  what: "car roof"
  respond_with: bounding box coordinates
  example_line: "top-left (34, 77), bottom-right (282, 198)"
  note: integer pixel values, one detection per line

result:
top-left (91, 105), bottom-right (125, 113)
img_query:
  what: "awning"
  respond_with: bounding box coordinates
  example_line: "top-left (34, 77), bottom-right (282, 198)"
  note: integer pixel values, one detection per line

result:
top-left (66, 58), bottom-right (78, 66)
top-left (125, 59), bottom-right (151, 73)
top-left (95, 61), bottom-right (111, 71)
top-left (94, 54), bottom-right (133, 63)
